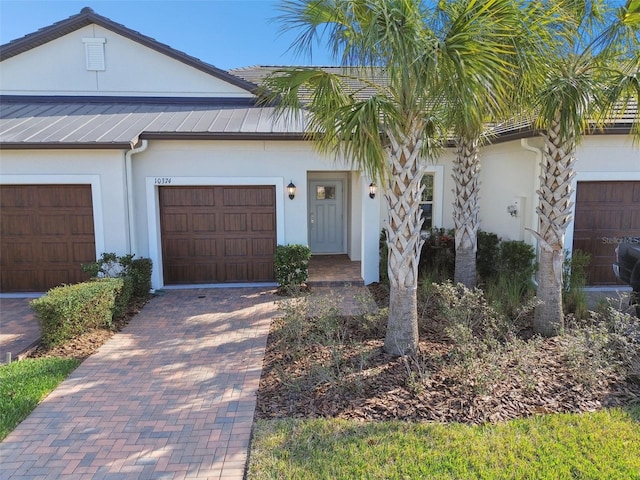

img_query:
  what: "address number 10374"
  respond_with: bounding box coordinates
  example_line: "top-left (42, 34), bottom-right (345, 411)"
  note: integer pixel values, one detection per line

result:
top-left (154, 177), bottom-right (172, 185)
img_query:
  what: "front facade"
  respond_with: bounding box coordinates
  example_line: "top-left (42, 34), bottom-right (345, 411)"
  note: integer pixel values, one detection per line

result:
top-left (1, 8), bottom-right (638, 294)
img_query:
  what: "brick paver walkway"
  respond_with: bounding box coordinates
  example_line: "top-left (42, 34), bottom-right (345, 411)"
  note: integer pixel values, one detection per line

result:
top-left (0, 288), bottom-right (276, 480)
top-left (0, 298), bottom-right (41, 363)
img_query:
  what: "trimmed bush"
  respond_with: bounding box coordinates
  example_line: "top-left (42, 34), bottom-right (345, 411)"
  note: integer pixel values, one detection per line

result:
top-left (30, 278), bottom-right (125, 347)
top-left (130, 258), bottom-right (153, 298)
top-left (274, 244), bottom-right (312, 288)
top-left (477, 230), bottom-right (501, 281)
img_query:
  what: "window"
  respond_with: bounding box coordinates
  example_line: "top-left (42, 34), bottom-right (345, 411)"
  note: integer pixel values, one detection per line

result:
top-left (420, 173), bottom-right (434, 230)
top-left (316, 185), bottom-right (336, 200)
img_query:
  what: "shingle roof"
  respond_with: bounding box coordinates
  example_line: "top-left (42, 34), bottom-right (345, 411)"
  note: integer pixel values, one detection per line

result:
top-left (0, 96), bottom-right (308, 149)
top-left (0, 7), bottom-right (258, 94)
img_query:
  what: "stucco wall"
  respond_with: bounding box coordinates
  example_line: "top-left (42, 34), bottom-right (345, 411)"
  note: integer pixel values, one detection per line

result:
top-left (0, 25), bottom-right (251, 97)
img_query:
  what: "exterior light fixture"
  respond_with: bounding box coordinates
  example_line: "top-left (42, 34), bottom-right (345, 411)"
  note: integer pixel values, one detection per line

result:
top-left (287, 181), bottom-right (296, 200)
top-left (369, 182), bottom-right (377, 199)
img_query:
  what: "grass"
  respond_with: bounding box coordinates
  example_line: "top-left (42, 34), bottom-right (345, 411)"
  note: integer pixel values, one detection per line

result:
top-left (0, 357), bottom-right (80, 441)
top-left (247, 406), bottom-right (640, 479)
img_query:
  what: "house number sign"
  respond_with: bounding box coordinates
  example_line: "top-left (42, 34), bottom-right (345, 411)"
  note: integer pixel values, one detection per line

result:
top-left (154, 177), bottom-right (172, 185)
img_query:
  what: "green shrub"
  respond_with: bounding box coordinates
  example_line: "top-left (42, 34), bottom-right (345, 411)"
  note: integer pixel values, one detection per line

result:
top-left (563, 249), bottom-right (591, 318)
top-left (274, 244), bottom-right (312, 288)
top-left (419, 228), bottom-right (455, 282)
top-left (30, 278), bottom-right (125, 347)
top-left (476, 230), bottom-right (500, 281)
top-left (82, 252), bottom-right (152, 298)
top-left (498, 240), bottom-right (537, 281)
top-left (130, 258), bottom-right (153, 298)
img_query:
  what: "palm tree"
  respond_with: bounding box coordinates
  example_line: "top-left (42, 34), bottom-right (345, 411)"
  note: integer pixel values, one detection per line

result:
top-left (449, 1), bottom-right (565, 288)
top-left (529, 0), bottom-right (639, 336)
top-left (262, 0), bottom-right (525, 355)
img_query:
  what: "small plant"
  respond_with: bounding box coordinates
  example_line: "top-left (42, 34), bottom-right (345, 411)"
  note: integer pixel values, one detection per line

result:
top-left (419, 228), bottom-right (455, 282)
top-left (563, 249), bottom-right (591, 319)
top-left (476, 230), bottom-right (501, 281)
top-left (82, 252), bottom-right (152, 298)
top-left (274, 244), bottom-right (312, 291)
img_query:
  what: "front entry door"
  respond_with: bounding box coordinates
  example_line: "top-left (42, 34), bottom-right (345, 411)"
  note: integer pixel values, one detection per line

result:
top-left (308, 180), bottom-right (344, 253)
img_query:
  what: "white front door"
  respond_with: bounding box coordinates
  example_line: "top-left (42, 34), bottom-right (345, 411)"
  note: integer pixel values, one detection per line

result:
top-left (308, 180), bottom-right (344, 253)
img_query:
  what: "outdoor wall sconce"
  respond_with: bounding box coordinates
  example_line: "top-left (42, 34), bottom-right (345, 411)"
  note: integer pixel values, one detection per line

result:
top-left (287, 181), bottom-right (296, 200)
top-left (507, 204), bottom-right (518, 217)
top-left (369, 182), bottom-right (377, 199)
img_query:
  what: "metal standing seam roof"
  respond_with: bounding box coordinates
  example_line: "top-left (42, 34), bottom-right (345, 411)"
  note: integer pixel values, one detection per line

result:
top-left (0, 97), bottom-right (310, 148)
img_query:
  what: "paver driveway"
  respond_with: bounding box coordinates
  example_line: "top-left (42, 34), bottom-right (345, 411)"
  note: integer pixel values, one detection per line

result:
top-left (0, 288), bottom-right (277, 480)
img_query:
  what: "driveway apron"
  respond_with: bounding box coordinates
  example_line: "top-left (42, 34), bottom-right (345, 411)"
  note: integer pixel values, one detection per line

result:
top-left (0, 288), bottom-right (276, 480)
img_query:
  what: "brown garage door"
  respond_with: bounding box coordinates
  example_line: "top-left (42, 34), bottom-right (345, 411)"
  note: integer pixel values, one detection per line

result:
top-left (573, 181), bottom-right (640, 285)
top-left (0, 185), bottom-right (96, 292)
top-left (159, 186), bottom-right (276, 284)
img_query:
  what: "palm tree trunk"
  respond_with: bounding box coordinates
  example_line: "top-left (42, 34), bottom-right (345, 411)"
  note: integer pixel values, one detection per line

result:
top-left (534, 116), bottom-right (576, 336)
top-left (383, 126), bottom-right (425, 356)
top-left (453, 137), bottom-right (480, 288)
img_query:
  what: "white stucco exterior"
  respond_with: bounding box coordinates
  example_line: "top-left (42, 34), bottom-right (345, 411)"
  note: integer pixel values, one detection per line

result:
top-left (1, 9), bottom-right (638, 293)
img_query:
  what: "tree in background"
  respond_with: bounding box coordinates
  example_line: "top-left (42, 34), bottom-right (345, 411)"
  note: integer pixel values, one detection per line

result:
top-left (529, 0), bottom-right (639, 336)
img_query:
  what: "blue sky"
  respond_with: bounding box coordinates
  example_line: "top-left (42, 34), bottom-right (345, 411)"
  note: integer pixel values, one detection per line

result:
top-left (0, 0), bottom-right (338, 69)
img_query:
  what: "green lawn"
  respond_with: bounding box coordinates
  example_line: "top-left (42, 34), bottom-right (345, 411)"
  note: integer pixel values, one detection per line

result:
top-left (247, 406), bottom-right (640, 480)
top-left (0, 357), bottom-right (80, 441)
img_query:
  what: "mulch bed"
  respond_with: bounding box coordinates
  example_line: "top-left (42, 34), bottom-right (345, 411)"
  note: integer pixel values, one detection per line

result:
top-left (255, 283), bottom-right (640, 424)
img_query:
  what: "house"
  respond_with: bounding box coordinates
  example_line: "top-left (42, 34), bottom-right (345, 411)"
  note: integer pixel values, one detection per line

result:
top-left (1, 8), bottom-right (638, 294)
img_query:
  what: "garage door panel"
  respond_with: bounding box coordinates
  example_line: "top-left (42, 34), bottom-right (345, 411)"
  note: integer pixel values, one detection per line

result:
top-left (573, 181), bottom-right (640, 285)
top-left (39, 215), bottom-right (69, 235)
top-left (253, 262), bottom-right (275, 281)
top-left (225, 238), bottom-right (248, 256)
top-left (192, 213), bottom-right (217, 232)
top-left (574, 210), bottom-right (623, 229)
top-left (251, 213), bottom-right (275, 231)
top-left (225, 263), bottom-right (248, 282)
top-left (163, 238), bottom-right (191, 257)
top-left (160, 186), bottom-right (276, 284)
top-left (38, 186), bottom-right (92, 208)
top-left (162, 214), bottom-right (188, 232)
top-left (2, 242), bottom-right (34, 262)
top-left (193, 239), bottom-right (217, 256)
top-left (73, 242), bottom-right (97, 262)
top-left (1, 270), bottom-right (34, 292)
top-left (223, 213), bottom-right (247, 231)
top-left (1, 188), bottom-right (33, 208)
top-left (41, 243), bottom-right (70, 262)
top-left (223, 187), bottom-right (274, 206)
top-left (1, 215), bottom-right (33, 235)
top-left (69, 215), bottom-right (95, 235)
top-left (253, 238), bottom-right (275, 256)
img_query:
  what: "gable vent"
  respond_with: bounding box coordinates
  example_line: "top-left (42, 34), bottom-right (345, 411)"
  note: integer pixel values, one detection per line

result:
top-left (82, 38), bottom-right (106, 71)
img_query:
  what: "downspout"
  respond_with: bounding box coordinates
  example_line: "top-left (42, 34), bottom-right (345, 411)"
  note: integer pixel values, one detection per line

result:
top-left (521, 138), bottom-right (543, 286)
top-left (125, 139), bottom-right (148, 254)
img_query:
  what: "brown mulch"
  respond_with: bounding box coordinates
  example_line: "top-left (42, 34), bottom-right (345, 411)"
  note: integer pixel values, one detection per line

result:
top-left (255, 283), bottom-right (640, 424)
top-left (27, 297), bottom-right (149, 361)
